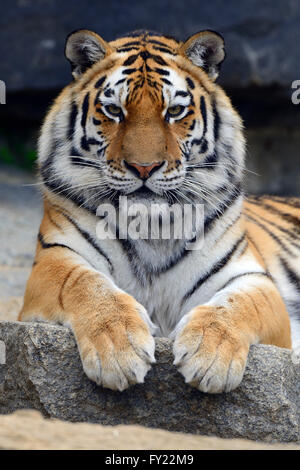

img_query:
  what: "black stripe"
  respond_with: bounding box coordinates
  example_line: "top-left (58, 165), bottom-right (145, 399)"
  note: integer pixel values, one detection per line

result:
top-left (60, 211), bottom-right (113, 274)
top-left (186, 77), bottom-right (195, 89)
top-left (266, 196), bottom-right (300, 209)
top-left (117, 238), bottom-right (192, 286)
top-left (95, 106), bottom-right (107, 117)
top-left (81, 92), bottom-right (90, 129)
top-left (148, 39), bottom-right (175, 48)
top-left (246, 232), bottom-right (268, 268)
top-left (79, 92), bottom-right (90, 151)
top-left (146, 64), bottom-right (155, 74)
top-left (120, 41), bottom-right (141, 47)
top-left (248, 199), bottom-right (300, 232)
top-left (150, 54), bottom-right (167, 65)
top-left (86, 138), bottom-right (102, 145)
top-left (184, 109), bottom-right (194, 118)
top-left (245, 213), bottom-right (295, 256)
top-left (245, 196), bottom-right (264, 206)
top-left (97, 144), bottom-right (108, 157)
top-left (93, 118), bottom-right (101, 126)
top-left (154, 67), bottom-right (169, 76)
top-left (203, 151), bottom-right (218, 167)
top-left (204, 185), bottom-right (242, 234)
top-left (175, 91), bottom-right (189, 97)
top-left (122, 68), bottom-right (137, 75)
top-left (71, 157), bottom-right (101, 169)
top-left (219, 271), bottom-right (269, 291)
top-left (117, 46), bottom-right (140, 52)
top-left (191, 138), bottom-right (202, 146)
top-left (80, 136), bottom-right (89, 151)
top-left (68, 102), bottom-right (78, 140)
top-left (245, 207), bottom-right (300, 248)
top-left (38, 233), bottom-right (77, 255)
top-left (140, 51), bottom-right (150, 61)
top-left (104, 88), bottom-right (114, 98)
top-left (148, 39), bottom-right (173, 48)
top-left (41, 154), bottom-right (98, 211)
top-left (199, 139), bottom-right (208, 154)
top-left (123, 54), bottom-right (139, 66)
top-left (94, 76), bottom-right (106, 89)
top-left (212, 100), bottom-right (220, 142)
top-left (115, 78), bottom-right (126, 86)
top-left (189, 120), bottom-right (196, 131)
top-left (152, 45), bottom-right (176, 55)
top-left (280, 257), bottom-right (300, 291)
top-left (182, 235), bottom-right (246, 303)
top-left (41, 168), bottom-right (87, 209)
top-left (94, 90), bottom-right (101, 106)
top-left (200, 96), bottom-right (207, 135)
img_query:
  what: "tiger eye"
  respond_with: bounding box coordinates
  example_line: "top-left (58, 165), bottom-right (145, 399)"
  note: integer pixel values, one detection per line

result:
top-left (107, 104), bottom-right (122, 115)
top-left (167, 105), bottom-right (184, 117)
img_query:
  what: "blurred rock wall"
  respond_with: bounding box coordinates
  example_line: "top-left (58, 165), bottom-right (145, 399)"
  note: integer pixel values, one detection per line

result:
top-left (1, 0), bottom-right (300, 91)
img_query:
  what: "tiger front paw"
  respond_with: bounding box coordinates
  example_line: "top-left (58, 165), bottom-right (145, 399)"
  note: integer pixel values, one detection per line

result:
top-left (73, 292), bottom-right (156, 391)
top-left (172, 306), bottom-right (250, 393)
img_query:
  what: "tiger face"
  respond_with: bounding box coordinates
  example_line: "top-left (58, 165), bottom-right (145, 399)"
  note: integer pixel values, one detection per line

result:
top-left (40, 29), bottom-right (245, 213)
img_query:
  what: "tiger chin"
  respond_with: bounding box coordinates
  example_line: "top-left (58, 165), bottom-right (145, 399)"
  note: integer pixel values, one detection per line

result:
top-left (19, 28), bottom-right (299, 394)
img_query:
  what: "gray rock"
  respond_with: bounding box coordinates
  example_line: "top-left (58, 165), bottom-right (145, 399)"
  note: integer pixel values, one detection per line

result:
top-left (0, 320), bottom-right (299, 443)
top-left (1, 0), bottom-right (300, 92)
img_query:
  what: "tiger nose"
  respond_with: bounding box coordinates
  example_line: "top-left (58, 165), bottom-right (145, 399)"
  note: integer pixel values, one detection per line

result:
top-left (124, 161), bottom-right (164, 180)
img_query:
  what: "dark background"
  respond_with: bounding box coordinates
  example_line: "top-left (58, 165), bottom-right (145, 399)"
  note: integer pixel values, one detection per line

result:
top-left (0, 0), bottom-right (299, 195)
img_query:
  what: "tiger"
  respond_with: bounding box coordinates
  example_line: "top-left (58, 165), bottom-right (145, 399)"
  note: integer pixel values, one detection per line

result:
top-left (19, 29), bottom-right (300, 394)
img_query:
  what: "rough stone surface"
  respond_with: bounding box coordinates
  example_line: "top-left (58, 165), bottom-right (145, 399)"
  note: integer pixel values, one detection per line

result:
top-left (1, 409), bottom-right (299, 450)
top-left (0, 320), bottom-right (299, 444)
top-left (1, 0), bottom-right (300, 92)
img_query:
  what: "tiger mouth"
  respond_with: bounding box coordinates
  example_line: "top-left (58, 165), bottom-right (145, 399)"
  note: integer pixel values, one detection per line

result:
top-left (132, 186), bottom-right (155, 198)
top-left (114, 184), bottom-right (164, 200)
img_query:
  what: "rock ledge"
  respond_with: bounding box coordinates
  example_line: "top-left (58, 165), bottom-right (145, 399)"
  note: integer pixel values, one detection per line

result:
top-left (0, 321), bottom-right (299, 443)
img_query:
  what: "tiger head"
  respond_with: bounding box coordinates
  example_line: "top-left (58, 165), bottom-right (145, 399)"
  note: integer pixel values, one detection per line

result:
top-left (39, 29), bottom-right (245, 213)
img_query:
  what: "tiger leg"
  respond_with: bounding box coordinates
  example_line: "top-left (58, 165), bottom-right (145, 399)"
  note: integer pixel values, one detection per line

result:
top-left (172, 275), bottom-right (291, 393)
top-left (19, 248), bottom-right (156, 391)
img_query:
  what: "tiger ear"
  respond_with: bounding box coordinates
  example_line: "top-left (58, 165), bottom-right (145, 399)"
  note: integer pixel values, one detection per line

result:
top-left (179, 30), bottom-right (225, 81)
top-left (65, 30), bottom-right (113, 79)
